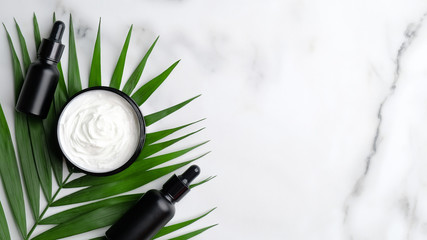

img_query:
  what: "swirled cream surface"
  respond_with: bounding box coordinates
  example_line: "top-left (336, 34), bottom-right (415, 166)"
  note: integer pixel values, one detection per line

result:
top-left (57, 90), bottom-right (140, 173)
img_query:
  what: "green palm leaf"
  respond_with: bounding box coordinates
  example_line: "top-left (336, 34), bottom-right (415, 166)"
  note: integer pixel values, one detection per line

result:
top-left (68, 14), bottom-right (82, 96)
top-left (141, 145), bottom-right (209, 173)
top-left (12, 112), bottom-right (40, 220)
top-left (42, 176), bottom-right (214, 226)
top-left (0, 104), bottom-right (26, 237)
top-left (131, 60), bottom-right (180, 106)
top-left (145, 119), bottom-right (205, 145)
top-left (4, 24), bottom-right (40, 221)
top-left (122, 36), bottom-right (159, 95)
top-left (190, 175), bottom-right (216, 189)
top-left (64, 143), bottom-right (209, 188)
top-left (139, 128), bottom-right (205, 159)
top-left (0, 201), bottom-right (10, 240)
top-left (2, 14), bottom-right (215, 240)
top-left (144, 95), bottom-right (201, 126)
top-left (110, 25), bottom-right (132, 89)
top-left (89, 19), bottom-right (102, 87)
top-left (43, 104), bottom-right (63, 185)
top-left (3, 24), bottom-right (24, 97)
top-left (52, 12), bottom-right (69, 115)
top-left (13, 20), bottom-right (53, 202)
top-left (32, 203), bottom-right (132, 240)
top-left (52, 160), bottom-right (197, 206)
top-left (169, 224), bottom-right (217, 240)
top-left (154, 208), bottom-right (216, 238)
top-left (53, 58), bottom-right (68, 114)
top-left (33, 13), bottom-right (41, 49)
top-left (39, 194), bottom-right (141, 225)
top-left (14, 19), bottom-right (31, 71)
top-left (27, 117), bottom-right (53, 202)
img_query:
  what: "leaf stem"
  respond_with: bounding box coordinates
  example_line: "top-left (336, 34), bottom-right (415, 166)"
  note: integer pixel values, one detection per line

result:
top-left (26, 171), bottom-right (72, 240)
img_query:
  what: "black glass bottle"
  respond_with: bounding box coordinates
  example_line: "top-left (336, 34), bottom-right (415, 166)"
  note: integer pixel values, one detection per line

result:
top-left (106, 165), bottom-right (201, 240)
top-left (15, 21), bottom-right (65, 119)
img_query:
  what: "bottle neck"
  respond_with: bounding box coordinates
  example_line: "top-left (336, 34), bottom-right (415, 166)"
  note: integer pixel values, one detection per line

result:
top-left (37, 56), bottom-right (58, 65)
top-left (160, 189), bottom-right (175, 204)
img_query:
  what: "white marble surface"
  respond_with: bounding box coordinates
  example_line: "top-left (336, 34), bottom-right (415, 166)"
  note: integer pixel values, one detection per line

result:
top-left (3, 0), bottom-right (427, 239)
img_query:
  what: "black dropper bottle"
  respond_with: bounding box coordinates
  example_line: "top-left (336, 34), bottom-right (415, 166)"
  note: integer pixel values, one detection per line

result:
top-left (16, 21), bottom-right (65, 119)
top-left (106, 165), bottom-right (201, 240)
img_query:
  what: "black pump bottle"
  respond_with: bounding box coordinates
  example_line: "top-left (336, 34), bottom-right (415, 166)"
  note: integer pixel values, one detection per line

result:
top-left (16, 21), bottom-right (65, 119)
top-left (106, 165), bottom-right (201, 240)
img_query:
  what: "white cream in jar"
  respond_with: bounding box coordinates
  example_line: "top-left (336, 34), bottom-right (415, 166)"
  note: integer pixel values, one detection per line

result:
top-left (57, 89), bottom-right (141, 174)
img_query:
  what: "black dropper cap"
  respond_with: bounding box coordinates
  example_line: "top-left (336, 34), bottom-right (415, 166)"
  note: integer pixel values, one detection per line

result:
top-left (162, 165), bottom-right (200, 203)
top-left (38, 21), bottom-right (65, 62)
